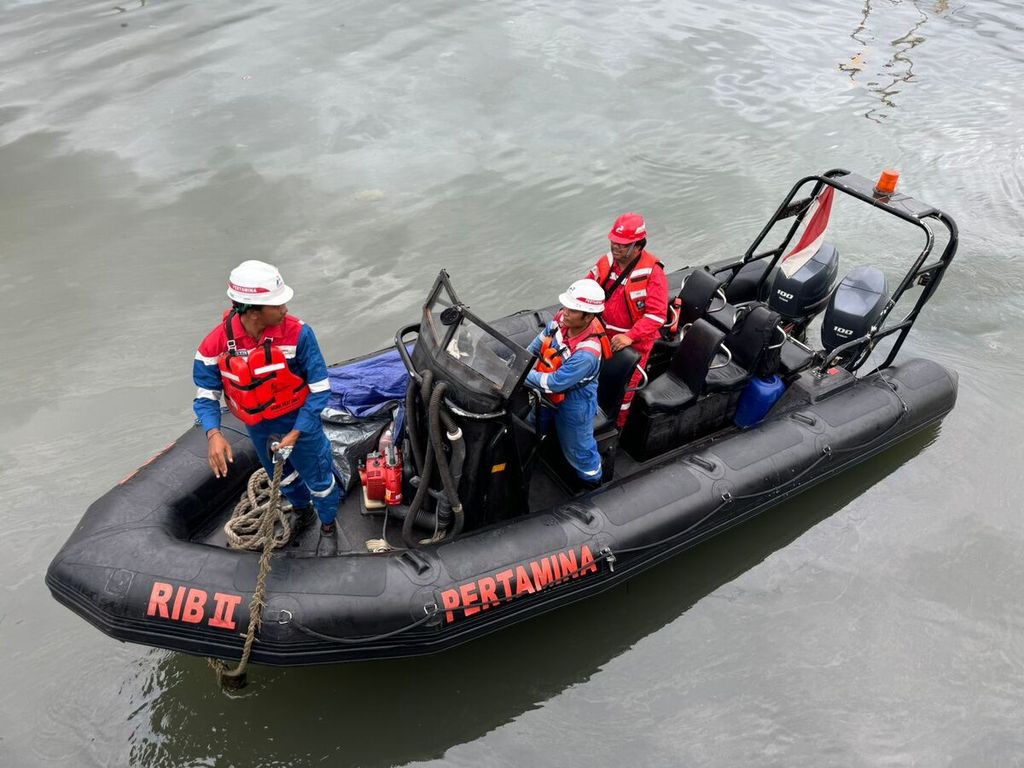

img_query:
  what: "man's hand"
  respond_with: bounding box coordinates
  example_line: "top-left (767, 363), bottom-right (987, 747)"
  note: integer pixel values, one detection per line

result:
top-left (274, 429), bottom-right (301, 453)
top-left (610, 333), bottom-right (634, 352)
top-left (207, 430), bottom-right (234, 478)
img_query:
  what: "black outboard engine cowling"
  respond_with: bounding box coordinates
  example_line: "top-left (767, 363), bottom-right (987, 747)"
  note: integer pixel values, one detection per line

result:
top-left (820, 266), bottom-right (889, 354)
top-left (767, 242), bottom-right (840, 323)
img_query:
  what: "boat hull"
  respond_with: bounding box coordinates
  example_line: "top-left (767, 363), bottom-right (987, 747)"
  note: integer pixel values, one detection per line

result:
top-left (46, 356), bottom-right (957, 665)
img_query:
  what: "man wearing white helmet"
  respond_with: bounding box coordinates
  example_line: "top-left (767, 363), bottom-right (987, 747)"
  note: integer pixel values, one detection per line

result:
top-left (192, 260), bottom-right (342, 551)
top-left (524, 279), bottom-right (612, 488)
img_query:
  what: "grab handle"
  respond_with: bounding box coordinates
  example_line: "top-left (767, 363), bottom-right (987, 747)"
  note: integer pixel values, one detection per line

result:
top-left (395, 323), bottom-right (422, 383)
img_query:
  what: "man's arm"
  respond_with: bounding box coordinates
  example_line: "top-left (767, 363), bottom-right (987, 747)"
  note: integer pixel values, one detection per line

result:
top-left (526, 320), bottom-right (558, 357)
top-left (193, 347), bottom-right (223, 434)
top-left (525, 350), bottom-right (600, 394)
top-left (193, 335), bottom-right (233, 477)
top-left (290, 324), bottom-right (332, 436)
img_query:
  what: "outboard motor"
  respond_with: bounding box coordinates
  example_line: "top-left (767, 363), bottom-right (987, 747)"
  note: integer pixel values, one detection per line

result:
top-left (767, 242), bottom-right (840, 335)
top-left (820, 266), bottom-right (889, 360)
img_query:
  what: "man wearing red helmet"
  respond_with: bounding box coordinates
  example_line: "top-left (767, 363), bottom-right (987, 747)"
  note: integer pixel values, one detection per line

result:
top-left (586, 212), bottom-right (669, 427)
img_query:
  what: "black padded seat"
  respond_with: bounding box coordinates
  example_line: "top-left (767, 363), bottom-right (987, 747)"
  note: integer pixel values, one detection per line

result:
top-left (706, 301), bottom-right (740, 332)
top-left (646, 337), bottom-right (677, 381)
top-left (678, 269), bottom-right (726, 327)
top-left (704, 359), bottom-right (747, 391)
top-left (637, 319), bottom-right (725, 413)
top-left (706, 304), bottom-right (784, 392)
top-left (653, 270), bottom-right (730, 375)
top-left (779, 339), bottom-right (815, 375)
top-left (624, 320), bottom-right (739, 461)
top-left (636, 374), bottom-right (697, 415)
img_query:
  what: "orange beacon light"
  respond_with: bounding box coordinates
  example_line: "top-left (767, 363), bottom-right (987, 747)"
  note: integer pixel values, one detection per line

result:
top-left (875, 169), bottom-right (900, 196)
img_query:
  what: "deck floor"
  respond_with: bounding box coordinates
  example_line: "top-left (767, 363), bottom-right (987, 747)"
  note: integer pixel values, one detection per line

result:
top-left (193, 447), bottom-right (650, 556)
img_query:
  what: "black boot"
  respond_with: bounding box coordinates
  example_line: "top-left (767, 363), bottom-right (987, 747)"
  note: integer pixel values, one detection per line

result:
top-left (287, 505), bottom-right (316, 544)
top-left (317, 521), bottom-right (338, 557)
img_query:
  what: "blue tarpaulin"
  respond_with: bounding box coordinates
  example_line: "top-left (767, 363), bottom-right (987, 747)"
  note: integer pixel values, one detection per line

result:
top-left (327, 348), bottom-right (410, 418)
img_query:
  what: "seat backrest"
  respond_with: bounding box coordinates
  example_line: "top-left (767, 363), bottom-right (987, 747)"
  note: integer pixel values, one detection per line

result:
top-left (679, 269), bottom-right (725, 326)
top-left (597, 346), bottom-right (641, 419)
top-left (669, 319), bottom-right (725, 394)
top-left (725, 304), bottom-right (783, 377)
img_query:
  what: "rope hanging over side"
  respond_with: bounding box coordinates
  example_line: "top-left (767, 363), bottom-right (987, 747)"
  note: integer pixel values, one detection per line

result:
top-left (209, 449), bottom-right (291, 688)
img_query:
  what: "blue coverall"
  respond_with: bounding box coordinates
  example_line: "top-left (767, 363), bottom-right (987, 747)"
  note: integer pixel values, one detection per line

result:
top-left (525, 323), bottom-right (603, 483)
top-left (193, 321), bottom-right (342, 525)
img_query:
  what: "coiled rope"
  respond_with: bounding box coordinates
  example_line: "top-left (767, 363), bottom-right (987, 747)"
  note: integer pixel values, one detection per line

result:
top-left (223, 465), bottom-right (294, 551)
top-left (209, 450), bottom-right (291, 689)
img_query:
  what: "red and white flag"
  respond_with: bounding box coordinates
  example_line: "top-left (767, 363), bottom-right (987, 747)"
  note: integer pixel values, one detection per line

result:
top-left (780, 185), bottom-right (834, 277)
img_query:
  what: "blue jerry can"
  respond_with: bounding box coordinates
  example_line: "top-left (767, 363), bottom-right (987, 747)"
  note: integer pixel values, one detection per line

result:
top-left (734, 375), bottom-right (786, 429)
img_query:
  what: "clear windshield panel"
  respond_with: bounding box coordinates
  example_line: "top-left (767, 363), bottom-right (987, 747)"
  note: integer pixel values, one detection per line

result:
top-left (422, 276), bottom-right (523, 390)
top-left (423, 285), bottom-right (456, 347)
top-left (442, 320), bottom-right (519, 388)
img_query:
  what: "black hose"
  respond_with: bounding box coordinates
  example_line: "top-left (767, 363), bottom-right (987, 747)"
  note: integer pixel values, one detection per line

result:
top-left (439, 410), bottom-right (464, 484)
top-left (402, 372), bottom-right (435, 548)
top-left (439, 409), bottom-right (466, 536)
top-left (429, 383), bottom-right (465, 538)
top-left (402, 440), bottom-right (433, 548)
top-left (404, 376), bottom-right (424, 476)
top-left (387, 503), bottom-right (443, 532)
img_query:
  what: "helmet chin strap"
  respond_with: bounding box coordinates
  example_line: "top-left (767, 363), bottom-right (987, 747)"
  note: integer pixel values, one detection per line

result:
top-left (224, 307), bottom-right (239, 356)
top-left (614, 241), bottom-right (637, 265)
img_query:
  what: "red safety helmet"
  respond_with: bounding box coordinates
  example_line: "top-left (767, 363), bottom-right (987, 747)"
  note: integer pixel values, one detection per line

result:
top-left (608, 212), bottom-right (647, 245)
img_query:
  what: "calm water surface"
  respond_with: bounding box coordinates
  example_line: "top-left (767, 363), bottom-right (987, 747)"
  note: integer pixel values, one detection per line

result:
top-left (2, 0), bottom-right (1023, 765)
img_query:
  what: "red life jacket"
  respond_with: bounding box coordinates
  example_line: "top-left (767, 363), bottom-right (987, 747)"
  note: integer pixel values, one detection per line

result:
top-left (534, 316), bottom-right (612, 405)
top-left (590, 249), bottom-right (665, 331)
top-left (217, 311), bottom-right (309, 426)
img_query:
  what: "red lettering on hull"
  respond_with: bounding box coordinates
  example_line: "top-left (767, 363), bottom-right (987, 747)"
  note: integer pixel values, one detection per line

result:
top-left (146, 581), bottom-right (243, 631)
top-left (440, 545), bottom-right (602, 624)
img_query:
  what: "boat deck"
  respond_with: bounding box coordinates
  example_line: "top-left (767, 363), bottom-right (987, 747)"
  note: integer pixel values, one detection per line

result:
top-left (189, 439), bottom-right (656, 557)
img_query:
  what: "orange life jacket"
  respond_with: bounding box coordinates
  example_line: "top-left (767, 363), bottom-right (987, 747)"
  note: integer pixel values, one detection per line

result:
top-left (534, 317), bottom-right (612, 405)
top-left (591, 249), bottom-right (665, 329)
top-left (217, 312), bottom-right (309, 426)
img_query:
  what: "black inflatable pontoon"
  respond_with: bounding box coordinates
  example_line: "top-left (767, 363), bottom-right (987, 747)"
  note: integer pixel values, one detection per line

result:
top-left (47, 170), bottom-right (958, 666)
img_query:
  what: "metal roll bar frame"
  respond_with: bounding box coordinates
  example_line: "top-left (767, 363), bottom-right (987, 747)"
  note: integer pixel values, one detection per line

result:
top-left (711, 168), bottom-right (958, 374)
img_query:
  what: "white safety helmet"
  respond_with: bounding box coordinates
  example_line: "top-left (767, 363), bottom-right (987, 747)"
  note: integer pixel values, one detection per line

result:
top-left (558, 278), bottom-right (605, 314)
top-left (226, 260), bottom-right (294, 306)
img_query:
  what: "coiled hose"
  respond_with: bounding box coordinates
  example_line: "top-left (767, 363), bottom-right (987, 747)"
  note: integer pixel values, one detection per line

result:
top-left (428, 382), bottom-right (465, 538)
top-left (404, 375), bottom-right (424, 477)
top-left (403, 371), bottom-right (435, 548)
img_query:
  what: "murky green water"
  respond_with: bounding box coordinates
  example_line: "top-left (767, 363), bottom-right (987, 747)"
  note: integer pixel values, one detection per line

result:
top-left (3, 0), bottom-right (1023, 765)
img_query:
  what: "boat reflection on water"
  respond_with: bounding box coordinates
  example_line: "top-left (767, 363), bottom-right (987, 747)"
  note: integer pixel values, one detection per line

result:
top-left (127, 426), bottom-right (940, 767)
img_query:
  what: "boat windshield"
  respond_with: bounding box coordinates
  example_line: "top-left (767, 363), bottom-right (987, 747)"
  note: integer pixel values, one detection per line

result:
top-left (422, 272), bottom-right (531, 395)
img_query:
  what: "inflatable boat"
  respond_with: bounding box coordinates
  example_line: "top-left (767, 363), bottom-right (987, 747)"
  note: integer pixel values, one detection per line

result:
top-left (46, 169), bottom-right (958, 666)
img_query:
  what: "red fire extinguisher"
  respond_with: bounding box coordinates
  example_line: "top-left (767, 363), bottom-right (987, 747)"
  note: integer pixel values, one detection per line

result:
top-left (383, 445), bottom-right (403, 506)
